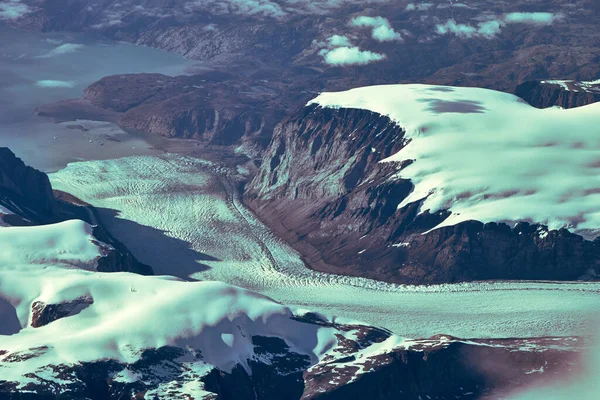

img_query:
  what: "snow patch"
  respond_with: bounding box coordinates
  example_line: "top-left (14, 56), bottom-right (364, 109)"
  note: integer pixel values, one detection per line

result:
top-left (0, 240), bottom-right (340, 389)
top-left (0, 220), bottom-right (104, 270)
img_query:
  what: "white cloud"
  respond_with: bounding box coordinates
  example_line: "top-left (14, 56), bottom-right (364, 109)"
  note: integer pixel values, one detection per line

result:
top-left (405, 3), bottom-right (434, 11)
top-left (0, 0), bottom-right (31, 20)
top-left (436, 2), bottom-right (473, 9)
top-left (320, 46), bottom-right (385, 66)
top-left (504, 12), bottom-right (561, 25)
top-left (327, 34), bottom-right (352, 47)
top-left (436, 12), bottom-right (562, 39)
top-left (475, 20), bottom-right (503, 37)
top-left (436, 20), bottom-right (490, 38)
top-left (38, 43), bottom-right (83, 58)
top-left (37, 43), bottom-right (84, 58)
top-left (35, 80), bottom-right (76, 88)
top-left (351, 16), bottom-right (403, 42)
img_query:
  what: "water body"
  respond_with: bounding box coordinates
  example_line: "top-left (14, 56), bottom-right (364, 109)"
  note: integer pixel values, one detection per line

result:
top-left (0, 23), bottom-right (195, 172)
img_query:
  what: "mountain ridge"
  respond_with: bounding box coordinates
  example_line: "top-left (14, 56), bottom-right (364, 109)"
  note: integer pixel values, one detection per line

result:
top-left (245, 85), bottom-right (600, 284)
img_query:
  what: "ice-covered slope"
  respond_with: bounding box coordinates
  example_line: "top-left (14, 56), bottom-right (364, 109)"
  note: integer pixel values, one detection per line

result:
top-left (0, 220), bottom-right (340, 393)
top-left (0, 220), bottom-right (106, 270)
top-left (309, 84), bottom-right (600, 236)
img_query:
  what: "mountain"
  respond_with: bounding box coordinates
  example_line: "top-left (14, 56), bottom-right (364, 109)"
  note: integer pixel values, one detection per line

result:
top-left (10, 0), bottom-right (600, 93)
top-left (15, 0), bottom-right (600, 152)
top-left (245, 84), bottom-right (600, 284)
top-left (37, 71), bottom-right (311, 153)
top-left (0, 147), bottom-right (151, 274)
top-left (0, 211), bottom-right (583, 400)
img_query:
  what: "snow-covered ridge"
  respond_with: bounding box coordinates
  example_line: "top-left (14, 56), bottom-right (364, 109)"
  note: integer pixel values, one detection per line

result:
top-left (308, 84), bottom-right (600, 235)
top-left (0, 220), bottom-right (106, 269)
top-left (1, 220), bottom-right (408, 392)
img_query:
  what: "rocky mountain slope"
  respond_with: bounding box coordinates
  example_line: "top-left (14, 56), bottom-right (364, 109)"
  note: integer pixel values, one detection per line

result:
top-left (0, 147), bottom-right (150, 274)
top-left (516, 79), bottom-right (600, 109)
top-left (77, 71), bottom-right (311, 151)
top-left (10, 0), bottom-right (600, 93)
top-left (0, 147), bottom-right (58, 224)
top-left (245, 84), bottom-right (600, 284)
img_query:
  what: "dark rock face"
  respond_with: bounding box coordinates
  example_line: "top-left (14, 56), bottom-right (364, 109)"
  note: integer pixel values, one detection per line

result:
top-left (0, 147), bottom-right (152, 275)
top-left (245, 106), bottom-right (600, 284)
top-left (92, 224), bottom-right (153, 275)
top-left (302, 338), bottom-right (579, 400)
top-left (0, 148), bottom-right (58, 223)
top-left (203, 336), bottom-right (311, 400)
top-left (30, 298), bottom-right (93, 328)
top-left (516, 80), bottom-right (600, 109)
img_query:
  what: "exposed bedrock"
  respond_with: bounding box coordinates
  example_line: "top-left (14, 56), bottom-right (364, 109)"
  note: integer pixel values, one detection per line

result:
top-left (0, 148), bottom-right (58, 223)
top-left (516, 80), bottom-right (600, 109)
top-left (75, 72), bottom-right (306, 152)
top-left (0, 329), bottom-right (580, 400)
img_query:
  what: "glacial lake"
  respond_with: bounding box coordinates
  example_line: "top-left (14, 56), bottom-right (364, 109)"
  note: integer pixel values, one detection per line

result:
top-left (0, 23), bottom-right (196, 172)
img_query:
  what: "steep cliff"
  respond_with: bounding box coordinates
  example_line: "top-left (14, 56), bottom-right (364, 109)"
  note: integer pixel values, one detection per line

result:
top-left (0, 148), bottom-right (58, 223)
top-left (0, 147), bottom-right (151, 275)
top-left (69, 72), bottom-right (305, 151)
top-left (245, 100), bottom-right (600, 284)
top-left (516, 80), bottom-right (600, 109)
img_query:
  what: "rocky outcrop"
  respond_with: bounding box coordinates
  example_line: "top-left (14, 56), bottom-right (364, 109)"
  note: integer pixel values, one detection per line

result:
top-left (516, 80), bottom-right (600, 109)
top-left (30, 298), bottom-right (93, 328)
top-left (0, 313), bottom-right (583, 400)
top-left (245, 106), bottom-right (600, 284)
top-left (91, 223), bottom-right (153, 275)
top-left (0, 148), bottom-right (58, 223)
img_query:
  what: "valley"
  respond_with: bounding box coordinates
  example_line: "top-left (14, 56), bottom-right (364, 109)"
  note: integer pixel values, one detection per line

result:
top-left (1, 19), bottom-right (598, 340)
top-left (1, 3), bottom-right (600, 397)
top-left (49, 153), bottom-right (600, 339)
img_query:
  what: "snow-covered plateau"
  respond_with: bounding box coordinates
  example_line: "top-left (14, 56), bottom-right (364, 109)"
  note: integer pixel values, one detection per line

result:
top-left (309, 84), bottom-right (600, 236)
top-left (49, 154), bottom-right (600, 339)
